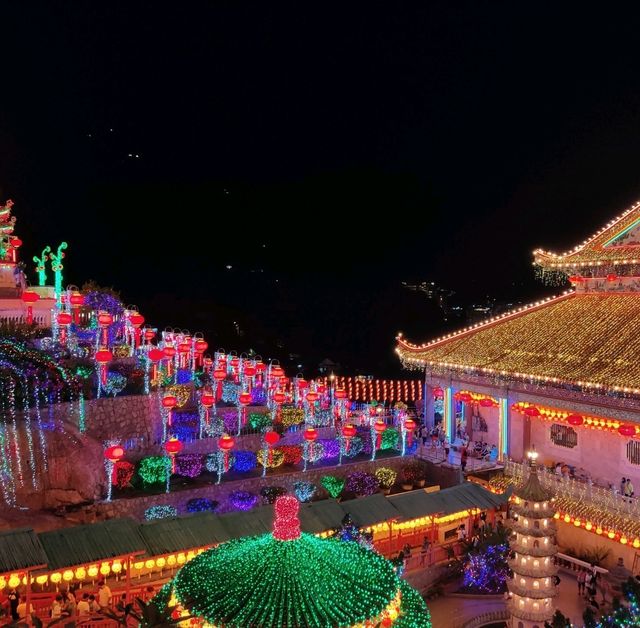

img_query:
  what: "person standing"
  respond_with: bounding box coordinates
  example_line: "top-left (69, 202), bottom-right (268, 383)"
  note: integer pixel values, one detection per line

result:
top-left (461, 446), bottom-right (468, 473)
top-left (97, 580), bottom-right (112, 611)
top-left (7, 588), bottom-right (19, 621)
top-left (420, 536), bottom-right (430, 566)
top-left (16, 596), bottom-right (31, 620)
top-left (77, 593), bottom-right (90, 616)
top-left (625, 478), bottom-right (635, 499)
top-left (577, 569), bottom-right (586, 597)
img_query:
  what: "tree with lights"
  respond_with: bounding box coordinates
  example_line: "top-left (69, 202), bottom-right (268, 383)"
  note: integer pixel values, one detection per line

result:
top-left (460, 524), bottom-right (510, 594)
top-left (592, 576), bottom-right (640, 628)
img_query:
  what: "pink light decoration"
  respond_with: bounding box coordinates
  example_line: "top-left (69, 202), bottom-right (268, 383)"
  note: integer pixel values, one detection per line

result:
top-left (272, 495), bottom-right (301, 541)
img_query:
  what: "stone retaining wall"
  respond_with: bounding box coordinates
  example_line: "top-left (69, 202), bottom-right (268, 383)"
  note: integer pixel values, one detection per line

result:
top-left (89, 454), bottom-right (418, 522)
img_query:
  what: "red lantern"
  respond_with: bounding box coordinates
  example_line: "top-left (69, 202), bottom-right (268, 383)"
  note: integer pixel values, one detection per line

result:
top-left (104, 445), bottom-right (124, 464)
top-left (213, 368), bottom-right (226, 381)
top-left (144, 329), bottom-right (156, 342)
top-left (97, 312), bottom-right (113, 327)
top-left (162, 395), bottom-right (177, 409)
top-left (201, 392), bottom-right (215, 408)
top-left (95, 349), bottom-right (113, 363)
top-left (316, 384), bottom-right (326, 394)
top-left (567, 414), bottom-right (584, 426)
top-left (164, 437), bottom-right (183, 473)
top-left (433, 386), bottom-right (444, 399)
top-left (303, 427), bottom-right (318, 442)
top-left (69, 292), bottom-right (84, 307)
top-left (244, 365), bottom-right (256, 377)
top-left (404, 418), bottom-right (417, 447)
top-left (21, 290), bottom-right (39, 325)
top-left (194, 339), bottom-right (208, 353)
top-left (457, 392), bottom-right (472, 403)
top-left (273, 391), bottom-right (286, 404)
top-left (374, 419), bottom-right (386, 449)
top-left (129, 314), bottom-right (144, 327)
top-left (334, 388), bottom-right (347, 400)
top-left (10, 237), bottom-right (22, 248)
top-left (239, 392), bottom-right (252, 405)
top-left (148, 348), bottom-right (165, 362)
top-left (479, 398), bottom-right (494, 407)
top-left (306, 391), bottom-right (319, 404)
top-left (606, 273), bottom-right (618, 282)
top-left (163, 346), bottom-right (176, 358)
top-left (297, 378), bottom-right (309, 390)
top-left (524, 406), bottom-right (540, 417)
top-left (218, 434), bottom-right (235, 472)
top-left (57, 312), bottom-right (72, 325)
top-left (342, 423), bottom-right (357, 453)
top-left (271, 365), bottom-right (284, 379)
top-left (178, 342), bottom-right (191, 353)
top-left (618, 424), bottom-right (636, 437)
top-left (264, 431), bottom-right (280, 446)
top-left (255, 361), bottom-right (266, 373)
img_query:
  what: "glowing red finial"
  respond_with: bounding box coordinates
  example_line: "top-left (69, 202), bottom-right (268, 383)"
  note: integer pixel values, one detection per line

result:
top-left (272, 495), bottom-right (301, 541)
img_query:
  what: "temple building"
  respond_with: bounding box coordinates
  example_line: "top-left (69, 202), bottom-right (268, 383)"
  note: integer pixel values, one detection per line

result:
top-left (397, 199), bottom-right (640, 568)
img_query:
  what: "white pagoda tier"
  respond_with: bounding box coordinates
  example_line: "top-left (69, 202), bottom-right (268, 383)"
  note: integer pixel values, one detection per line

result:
top-left (507, 449), bottom-right (558, 628)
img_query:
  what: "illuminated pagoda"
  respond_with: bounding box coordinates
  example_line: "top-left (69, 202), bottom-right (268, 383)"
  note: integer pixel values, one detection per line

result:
top-left (506, 447), bottom-right (558, 628)
top-left (164, 495), bottom-right (431, 627)
top-left (396, 197), bottom-right (640, 563)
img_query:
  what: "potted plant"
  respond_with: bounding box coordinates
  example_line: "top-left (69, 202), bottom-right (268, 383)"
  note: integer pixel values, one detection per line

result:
top-left (375, 467), bottom-right (397, 495)
top-left (402, 461), bottom-right (423, 489)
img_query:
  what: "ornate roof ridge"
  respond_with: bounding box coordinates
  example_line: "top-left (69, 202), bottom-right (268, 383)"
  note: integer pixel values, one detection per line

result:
top-left (534, 198), bottom-right (640, 268)
top-left (396, 291), bottom-right (573, 353)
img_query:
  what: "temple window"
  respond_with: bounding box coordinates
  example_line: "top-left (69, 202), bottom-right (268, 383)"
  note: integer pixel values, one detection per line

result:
top-left (534, 520), bottom-right (540, 529)
top-left (533, 540), bottom-right (539, 548)
top-left (533, 580), bottom-right (539, 588)
top-left (533, 560), bottom-right (539, 567)
top-left (520, 578), bottom-right (526, 586)
top-left (550, 423), bottom-right (578, 448)
top-left (534, 502), bottom-right (539, 509)
top-left (524, 518), bottom-right (529, 526)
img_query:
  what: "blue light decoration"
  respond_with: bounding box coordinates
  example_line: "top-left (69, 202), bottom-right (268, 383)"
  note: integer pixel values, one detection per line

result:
top-left (144, 505), bottom-right (178, 521)
top-left (221, 381), bottom-right (239, 404)
top-left (341, 435), bottom-right (364, 459)
top-left (186, 497), bottom-right (218, 513)
top-left (232, 450), bottom-right (257, 473)
top-left (250, 385), bottom-right (267, 405)
top-left (77, 392), bottom-right (86, 433)
top-left (103, 372), bottom-right (127, 397)
top-left (461, 543), bottom-right (510, 594)
top-left (176, 369), bottom-right (193, 385)
top-left (293, 481), bottom-right (316, 502)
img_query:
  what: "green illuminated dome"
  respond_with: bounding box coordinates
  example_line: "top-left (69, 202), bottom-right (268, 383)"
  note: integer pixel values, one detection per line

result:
top-left (169, 496), bottom-right (431, 628)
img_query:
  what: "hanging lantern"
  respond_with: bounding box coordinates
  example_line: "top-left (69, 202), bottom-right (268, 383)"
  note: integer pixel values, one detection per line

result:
top-left (148, 348), bottom-right (164, 382)
top-left (567, 414), bottom-right (584, 426)
top-left (200, 391), bottom-right (215, 425)
top-left (57, 311), bottom-right (72, 344)
top-left (606, 273), bottom-right (618, 282)
top-left (95, 349), bottom-right (113, 386)
top-left (218, 434), bottom-right (235, 471)
top-left (479, 397), bottom-right (494, 407)
top-left (618, 424), bottom-right (636, 437)
top-left (342, 424), bottom-right (357, 452)
top-left (97, 312), bottom-right (113, 326)
top-left (104, 445), bottom-right (124, 464)
top-left (244, 364), bottom-right (256, 378)
top-left (194, 339), bottom-right (208, 353)
top-left (129, 313), bottom-right (144, 326)
top-left (306, 391), bottom-right (319, 404)
top-left (404, 418), bottom-right (417, 447)
top-left (270, 365), bottom-right (284, 379)
top-left (273, 391), bottom-right (286, 404)
top-left (162, 394), bottom-right (178, 427)
top-left (144, 329), bottom-right (156, 343)
top-left (297, 378), bottom-right (309, 390)
top-left (264, 431), bottom-right (280, 446)
top-left (373, 419), bottom-right (386, 449)
top-left (239, 392), bottom-right (252, 406)
top-left (316, 384), bottom-right (326, 394)
top-left (21, 290), bottom-right (40, 325)
top-left (457, 392), bottom-right (472, 403)
top-left (255, 361), bottom-right (267, 374)
top-left (334, 388), bottom-right (347, 400)
top-left (524, 406), bottom-right (540, 417)
top-left (303, 427), bottom-right (318, 442)
top-left (164, 437), bottom-right (183, 473)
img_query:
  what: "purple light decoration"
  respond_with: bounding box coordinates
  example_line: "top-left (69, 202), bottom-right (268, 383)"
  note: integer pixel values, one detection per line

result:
top-left (461, 543), bottom-right (510, 593)
top-left (174, 454), bottom-right (203, 478)
top-left (346, 471), bottom-right (379, 496)
top-left (251, 385), bottom-right (267, 405)
top-left (229, 490), bottom-right (258, 511)
top-left (319, 438), bottom-right (340, 460)
top-left (220, 409), bottom-right (239, 434)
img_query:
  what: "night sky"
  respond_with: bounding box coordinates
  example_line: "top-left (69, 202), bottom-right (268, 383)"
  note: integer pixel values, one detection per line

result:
top-left (2, 4), bottom-right (640, 376)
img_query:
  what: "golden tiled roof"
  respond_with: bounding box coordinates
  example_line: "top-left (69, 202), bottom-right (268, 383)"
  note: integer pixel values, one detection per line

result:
top-left (396, 293), bottom-right (640, 392)
top-left (534, 199), bottom-right (640, 268)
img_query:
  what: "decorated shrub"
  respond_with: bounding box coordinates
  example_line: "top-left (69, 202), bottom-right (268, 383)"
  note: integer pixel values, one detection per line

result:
top-left (381, 428), bottom-right (399, 450)
top-left (402, 461), bottom-right (423, 483)
top-left (186, 498), bottom-right (219, 513)
top-left (144, 505), bottom-right (177, 520)
top-left (279, 406), bottom-right (304, 428)
top-left (229, 490), bottom-right (258, 511)
top-left (318, 438), bottom-right (340, 460)
top-left (375, 467), bottom-right (397, 489)
top-left (321, 475), bottom-right (345, 499)
top-left (260, 486), bottom-right (287, 504)
top-left (248, 412), bottom-right (271, 430)
top-left (175, 454), bottom-right (203, 478)
top-left (114, 460), bottom-right (135, 489)
top-left (257, 448), bottom-right (285, 468)
top-left (275, 445), bottom-right (302, 466)
top-left (341, 435), bottom-right (364, 458)
top-left (138, 456), bottom-right (168, 487)
top-left (232, 450), bottom-right (257, 473)
top-left (206, 452), bottom-right (235, 473)
top-left (294, 481), bottom-right (317, 502)
top-left (301, 441), bottom-right (325, 464)
top-left (346, 471), bottom-right (379, 497)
